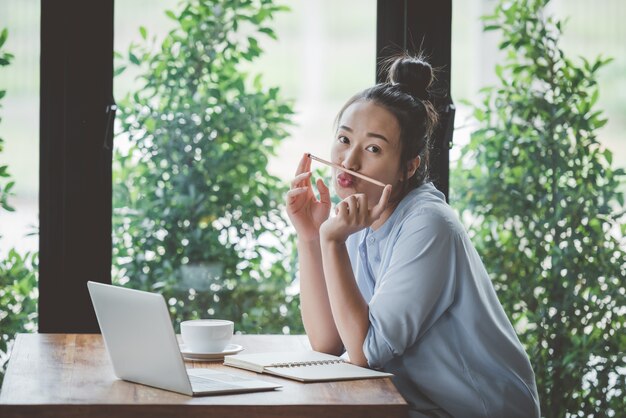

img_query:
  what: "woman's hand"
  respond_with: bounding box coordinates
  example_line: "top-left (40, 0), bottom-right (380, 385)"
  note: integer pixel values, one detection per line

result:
top-left (286, 154), bottom-right (331, 242)
top-left (319, 185), bottom-right (392, 244)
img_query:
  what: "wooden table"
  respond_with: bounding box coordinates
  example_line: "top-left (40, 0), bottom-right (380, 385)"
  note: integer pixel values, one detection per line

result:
top-left (0, 334), bottom-right (408, 418)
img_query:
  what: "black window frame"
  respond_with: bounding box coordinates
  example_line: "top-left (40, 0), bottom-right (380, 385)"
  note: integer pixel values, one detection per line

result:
top-left (377, 0), bottom-right (455, 199)
top-left (39, 0), bottom-right (115, 333)
top-left (38, 0), bottom-right (452, 332)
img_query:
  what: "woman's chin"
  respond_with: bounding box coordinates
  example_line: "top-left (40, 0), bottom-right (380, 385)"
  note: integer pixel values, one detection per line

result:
top-left (335, 189), bottom-right (351, 200)
top-left (335, 182), bottom-right (356, 198)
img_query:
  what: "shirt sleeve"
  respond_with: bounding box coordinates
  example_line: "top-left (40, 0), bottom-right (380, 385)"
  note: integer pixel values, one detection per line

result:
top-left (364, 212), bottom-right (459, 369)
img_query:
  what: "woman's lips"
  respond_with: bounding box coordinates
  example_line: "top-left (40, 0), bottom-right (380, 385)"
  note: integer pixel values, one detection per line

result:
top-left (337, 172), bottom-right (356, 188)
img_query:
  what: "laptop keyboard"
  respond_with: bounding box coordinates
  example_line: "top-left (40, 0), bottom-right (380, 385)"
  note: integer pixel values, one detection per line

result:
top-left (189, 375), bottom-right (239, 391)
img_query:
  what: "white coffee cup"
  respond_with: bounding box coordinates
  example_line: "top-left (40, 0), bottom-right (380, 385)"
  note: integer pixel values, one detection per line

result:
top-left (180, 319), bottom-right (234, 353)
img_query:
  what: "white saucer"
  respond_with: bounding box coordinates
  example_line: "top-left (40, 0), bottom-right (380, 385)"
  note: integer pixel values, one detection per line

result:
top-left (179, 343), bottom-right (244, 361)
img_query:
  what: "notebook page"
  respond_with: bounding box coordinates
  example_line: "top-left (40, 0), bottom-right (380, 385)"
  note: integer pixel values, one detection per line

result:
top-left (265, 362), bottom-right (393, 382)
top-left (224, 351), bottom-right (342, 371)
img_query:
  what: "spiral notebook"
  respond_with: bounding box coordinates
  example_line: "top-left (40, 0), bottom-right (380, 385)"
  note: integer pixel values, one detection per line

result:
top-left (223, 351), bottom-right (393, 382)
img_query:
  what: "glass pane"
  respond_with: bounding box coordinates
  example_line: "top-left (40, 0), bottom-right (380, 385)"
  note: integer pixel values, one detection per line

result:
top-left (112, 0), bottom-right (376, 334)
top-left (0, 1), bottom-right (40, 255)
top-left (251, 0), bottom-right (377, 181)
top-left (451, 0), bottom-right (626, 172)
top-left (555, 0), bottom-right (626, 171)
top-left (450, 0), bottom-right (503, 162)
top-left (0, 0), bottom-right (40, 379)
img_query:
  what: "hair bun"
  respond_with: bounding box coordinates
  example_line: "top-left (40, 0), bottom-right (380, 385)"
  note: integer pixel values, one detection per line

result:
top-left (388, 56), bottom-right (433, 101)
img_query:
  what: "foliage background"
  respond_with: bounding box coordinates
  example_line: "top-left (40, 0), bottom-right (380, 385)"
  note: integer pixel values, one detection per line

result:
top-left (452, 0), bottom-right (626, 416)
top-left (0, 28), bottom-right (38, 387)
top-left (112, 0), bottom-right (304, 334)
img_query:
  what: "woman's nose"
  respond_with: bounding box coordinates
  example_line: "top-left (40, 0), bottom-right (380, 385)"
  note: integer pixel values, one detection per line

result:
top-left (341, 148), bottom-right (360, 171)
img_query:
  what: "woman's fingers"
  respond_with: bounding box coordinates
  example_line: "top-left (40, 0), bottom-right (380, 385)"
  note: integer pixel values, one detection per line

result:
top-left (345, 195), bottom-right (358, 215)
top-left (291, 171), bottom-right (312, 189)
top-left (335, 200), bottom-right (349, 217)
top-left (336, 194), bottom-right (363, 220)
top-left (286, 187), bottom-right (308, 205)
top-left (295, 153), bottom-right (310, 176)
top-left (356, 194), bottom-right (368, 223)
top-left (316, 178), bottom-right (331, 205)
top-left (370, 185), bottom-right (393, 220)
top-left (287, 187), bottom-right (308, 196)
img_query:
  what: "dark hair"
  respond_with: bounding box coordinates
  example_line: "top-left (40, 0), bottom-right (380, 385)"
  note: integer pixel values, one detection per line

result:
top-left (335, 53), bottom-right (439, 196)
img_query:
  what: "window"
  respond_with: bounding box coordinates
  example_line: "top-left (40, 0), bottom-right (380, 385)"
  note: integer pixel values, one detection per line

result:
top-left (0, 0), bottom-right (40, 259)
top-left (450, 0), bottom-right (626, 175)
top-left (34, 0), bottom-right (452, 332)
top-left (111, 0), bottom-right (377, 333)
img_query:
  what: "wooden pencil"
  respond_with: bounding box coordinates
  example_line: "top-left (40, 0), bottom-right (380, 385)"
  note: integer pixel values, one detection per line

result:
top-left (307, 153), bottom-right (387, 188)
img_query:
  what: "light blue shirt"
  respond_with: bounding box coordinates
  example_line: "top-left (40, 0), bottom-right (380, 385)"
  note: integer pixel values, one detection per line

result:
top-left (346, 183), bottom-right (540, 418)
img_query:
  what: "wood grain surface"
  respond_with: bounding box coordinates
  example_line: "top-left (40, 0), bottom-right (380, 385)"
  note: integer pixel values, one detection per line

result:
top-left (0, 334), bottom-right (408, 418)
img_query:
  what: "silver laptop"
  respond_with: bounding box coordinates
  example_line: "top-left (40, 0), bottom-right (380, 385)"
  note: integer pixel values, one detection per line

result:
top-left (87, 281), bottom-right (281, 396)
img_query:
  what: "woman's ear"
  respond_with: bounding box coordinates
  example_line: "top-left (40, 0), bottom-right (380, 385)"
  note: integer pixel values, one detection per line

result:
top-left (405, 155), bottom-right (421, 180)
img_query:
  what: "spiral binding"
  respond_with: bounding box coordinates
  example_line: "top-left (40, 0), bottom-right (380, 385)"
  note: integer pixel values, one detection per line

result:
top-left (268, 359), bottom-right (346, 368)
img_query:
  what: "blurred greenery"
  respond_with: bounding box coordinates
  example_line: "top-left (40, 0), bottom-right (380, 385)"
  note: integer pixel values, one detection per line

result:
top-left (0, 249), bottom-right (38, 387)
top-left (0, 28), bottom-right (16, 213)
top-left (452, 0), bottom-right (626, 416)
top-left (112, 0), bottom-right (304, 334)
top-left (0, 28), bottom-right (39, 387)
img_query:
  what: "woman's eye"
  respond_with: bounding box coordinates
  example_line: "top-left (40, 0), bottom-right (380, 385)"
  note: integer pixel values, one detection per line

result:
top-left (366, 145), bottom-right (381, 153)
top-left (338, 136), bottom-right (350, 144)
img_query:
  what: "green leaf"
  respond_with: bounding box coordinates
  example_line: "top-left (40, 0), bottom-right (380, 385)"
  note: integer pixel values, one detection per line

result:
top-left (499, 40), bottom-right (511, 49)
top-left (129, 52), bottom-right (140, 66)
top-left (1, 202), bottom-right (15, 211)
top-left (272, 5), bottom-right (291, 13)
top-left (591, 56), bottom-right (613, 72)
top-left (258, 27), bottom-right (277, 40)
top-left (474, 108), bottom-right (486, 121)
top-left (484, 24), bottom-right (500, 32)
top-left (595, 118), bottom-right (608, 129)
top-left (253, 73), bottom-right (263, 90)
top-left (590, 89), bottom-right (599, 107)
top-left (0, 28), bottom-right (7, 49)
top-left (139, 26), bottom-right (147, 40)
top-left (4, 181), bottom-right (15, 193)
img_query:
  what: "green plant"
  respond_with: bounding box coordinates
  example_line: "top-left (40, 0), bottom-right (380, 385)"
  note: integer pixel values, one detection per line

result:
top-left (0, 249), bottom-right (38, 386)
top-left (452, 1), bottom-right (626, 416)
top-left (0, 28), bottom-right (15, 213)
top-left (113, 0), bottom-right (303, 334)
top-left (0, 28), bottom-right (39, 387)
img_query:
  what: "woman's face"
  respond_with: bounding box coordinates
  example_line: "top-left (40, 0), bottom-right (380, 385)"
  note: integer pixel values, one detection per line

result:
top-left (331, 100), bottom-right (404, 206)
